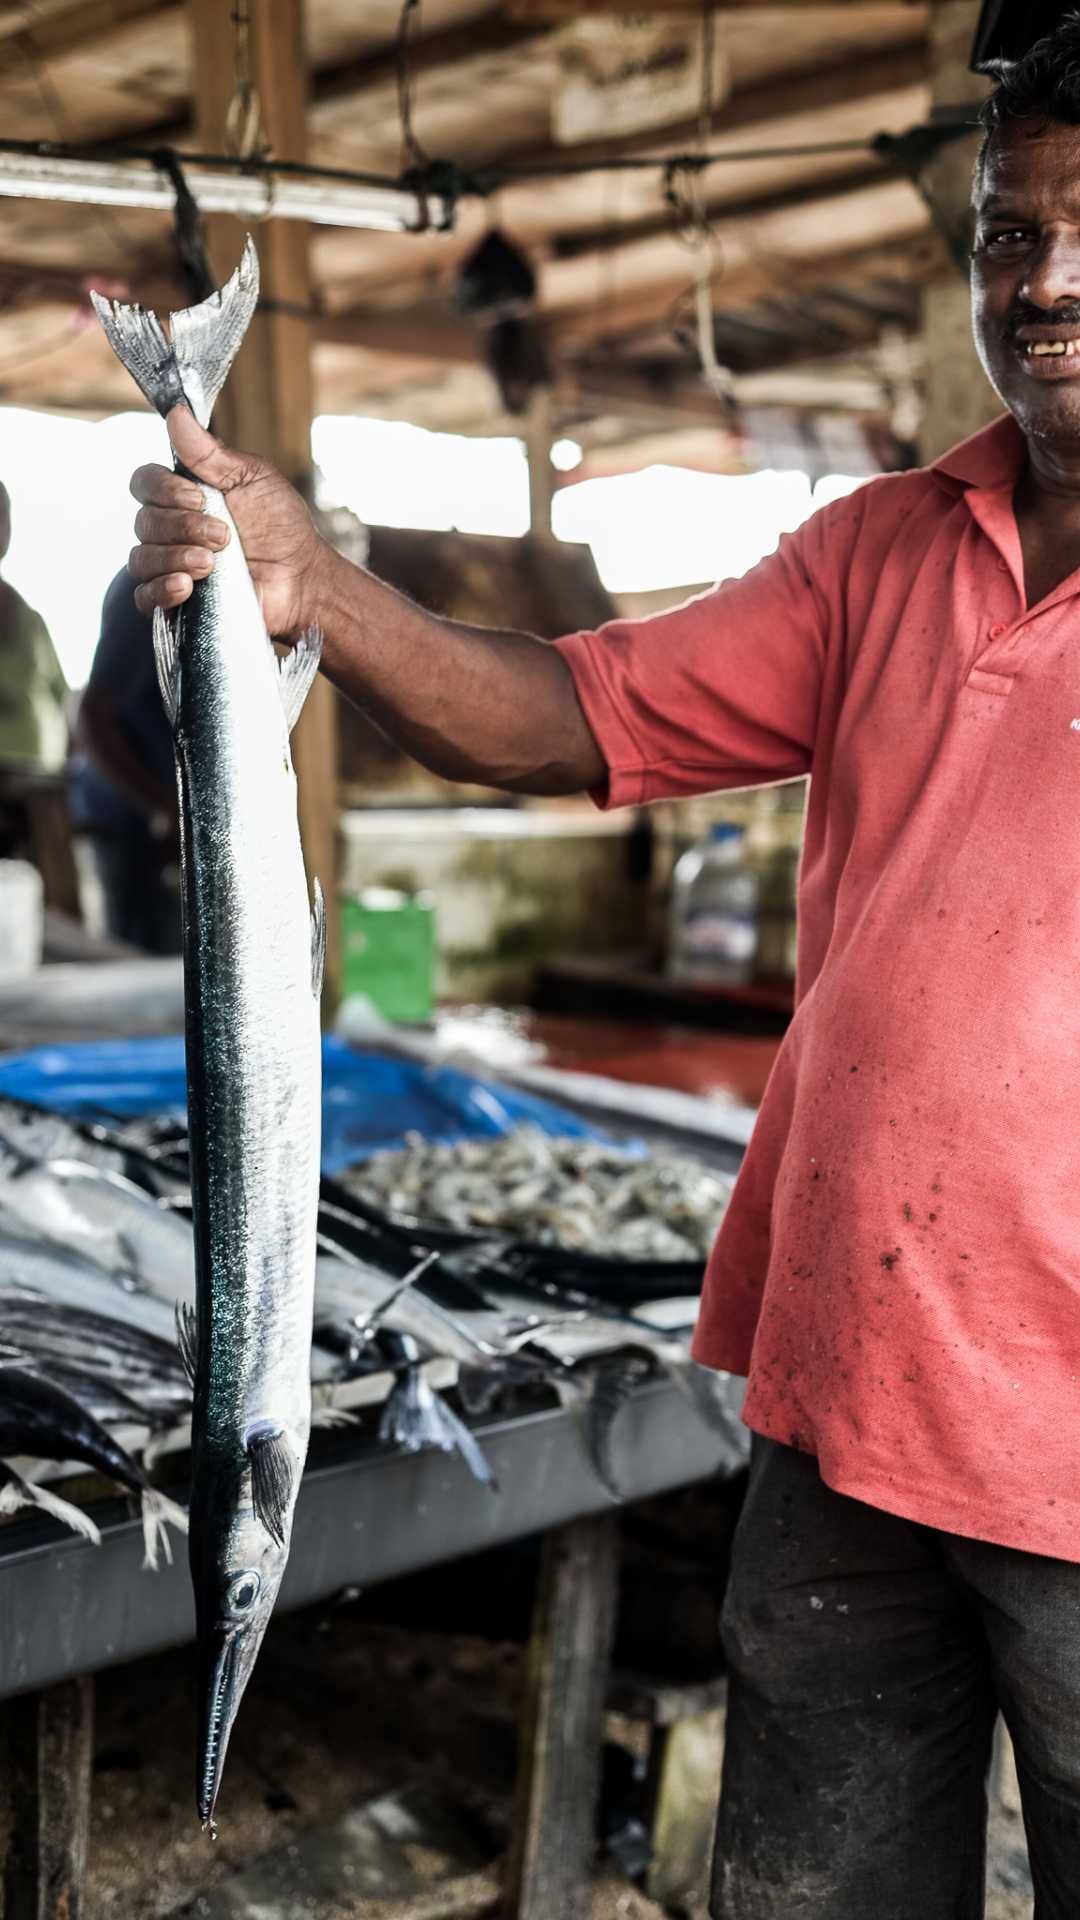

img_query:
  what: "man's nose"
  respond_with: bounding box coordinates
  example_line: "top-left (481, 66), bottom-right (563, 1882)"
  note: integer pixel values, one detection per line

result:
top-left (1021, 229), bottom-right (1080, 309)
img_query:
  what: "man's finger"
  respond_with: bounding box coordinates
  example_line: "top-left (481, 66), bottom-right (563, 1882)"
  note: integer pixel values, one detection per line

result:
top-left (134, 575), bottom-right (193, 615)
top-left (129, 542), bottom-right (214, 583)
top-left (130, 463), bottom-right (203, 509)
top-left (167, 407), bottom-right (256, 492)
top-left (134, 505), bottom-right (229, 549)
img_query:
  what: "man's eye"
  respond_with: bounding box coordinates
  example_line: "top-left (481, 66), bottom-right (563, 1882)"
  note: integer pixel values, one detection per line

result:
top-left (980, 229), bottom-right (1032, 251)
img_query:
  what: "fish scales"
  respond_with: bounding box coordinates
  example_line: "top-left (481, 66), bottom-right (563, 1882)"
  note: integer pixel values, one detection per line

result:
top-left (93, 240), bottom-right (323, 1832)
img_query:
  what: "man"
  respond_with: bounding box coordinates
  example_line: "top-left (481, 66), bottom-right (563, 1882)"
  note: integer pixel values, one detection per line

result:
top-left (69, 569), bottom-right (181, 953)
top-left (0, 481), bottom-right (67, 776)
top-left (127, 24), bottom-right (1080, 1916)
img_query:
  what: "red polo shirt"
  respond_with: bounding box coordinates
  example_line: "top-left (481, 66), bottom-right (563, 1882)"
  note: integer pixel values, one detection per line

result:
top-left (555, 414), bottom-right (1080, 1561)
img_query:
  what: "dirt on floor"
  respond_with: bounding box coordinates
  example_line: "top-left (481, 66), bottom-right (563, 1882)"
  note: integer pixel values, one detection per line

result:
top-left (60, 1591), bottom-right (1032, 1920)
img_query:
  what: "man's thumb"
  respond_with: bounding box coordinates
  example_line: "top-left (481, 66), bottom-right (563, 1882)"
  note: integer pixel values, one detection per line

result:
top-left (166, 406), bottom-right (247, 489)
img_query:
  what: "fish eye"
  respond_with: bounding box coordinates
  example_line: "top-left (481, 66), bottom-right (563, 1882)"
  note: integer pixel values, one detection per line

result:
top-left (226, 1571), bottom-right (261, 1614)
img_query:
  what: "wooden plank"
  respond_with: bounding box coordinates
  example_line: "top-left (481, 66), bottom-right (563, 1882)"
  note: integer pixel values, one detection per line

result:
top-left (503, 1514), bottom-right (619, 1920)
top-left (508, 0), bottom-right (916, 14)
top-left (0, 1677), bottom-right (94, 1920)
top-left (188, 0), bottom-right (340, 1008)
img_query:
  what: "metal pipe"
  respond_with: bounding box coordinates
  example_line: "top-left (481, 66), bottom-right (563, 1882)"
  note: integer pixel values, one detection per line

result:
top-left (0, 150), bottom-right (446, 232)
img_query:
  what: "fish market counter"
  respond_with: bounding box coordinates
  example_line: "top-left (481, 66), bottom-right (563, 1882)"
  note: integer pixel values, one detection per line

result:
top-left (0, 1000), bottom-right (751, 1916)
top-left (0, 1379), bottom-right (734, 1700)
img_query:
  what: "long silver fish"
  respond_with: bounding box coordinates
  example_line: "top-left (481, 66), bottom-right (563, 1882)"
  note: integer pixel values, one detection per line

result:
top-left (93, 242), bottom-right (324, 1833)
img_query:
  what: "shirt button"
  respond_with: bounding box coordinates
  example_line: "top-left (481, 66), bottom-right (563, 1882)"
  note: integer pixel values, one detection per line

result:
top-left (990, 623), bottom-right (1007, 638)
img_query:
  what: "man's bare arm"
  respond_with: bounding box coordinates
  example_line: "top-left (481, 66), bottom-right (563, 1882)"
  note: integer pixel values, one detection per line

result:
top-left (129, 409), bottom-right (606, 798)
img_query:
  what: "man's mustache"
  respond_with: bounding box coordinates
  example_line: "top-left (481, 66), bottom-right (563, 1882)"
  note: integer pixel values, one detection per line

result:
top-left (1006, 303), bottom-right (1080, 337)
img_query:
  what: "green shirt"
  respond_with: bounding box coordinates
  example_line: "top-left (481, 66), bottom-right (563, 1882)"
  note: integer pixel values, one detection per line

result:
top-left (0, 581), bottom-right (67, 773)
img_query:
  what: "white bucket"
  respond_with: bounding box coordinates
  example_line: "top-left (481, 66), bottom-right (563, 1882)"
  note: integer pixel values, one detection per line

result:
top-left (0, 860), bottom-right (43, 980)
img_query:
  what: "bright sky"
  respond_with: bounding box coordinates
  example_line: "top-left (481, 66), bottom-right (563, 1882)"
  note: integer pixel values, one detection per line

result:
top-left (0, 406), bottom-right (866, 687)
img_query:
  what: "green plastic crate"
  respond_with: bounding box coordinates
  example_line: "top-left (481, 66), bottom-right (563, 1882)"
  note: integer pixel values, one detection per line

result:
top-left (340, 890), bottom-right (436, 1023)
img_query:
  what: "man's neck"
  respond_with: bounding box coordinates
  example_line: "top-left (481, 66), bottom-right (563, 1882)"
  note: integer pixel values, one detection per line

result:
top-left (1018, 443), bottom-right (1080, 515)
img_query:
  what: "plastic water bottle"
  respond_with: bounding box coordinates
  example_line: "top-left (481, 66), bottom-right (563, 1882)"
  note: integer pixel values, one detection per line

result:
top-left (668, 823), bottom-right (759, 985)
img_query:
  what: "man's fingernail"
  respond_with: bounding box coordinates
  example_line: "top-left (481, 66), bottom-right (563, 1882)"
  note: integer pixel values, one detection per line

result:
top-left (205, 518), bottom-right (229, 545)
top-left (184, 549), bottom-right (212, 571)
top-left (165, 574), bottom-right (191, 595)
top-left (179, 488), bottom-right (204, 509)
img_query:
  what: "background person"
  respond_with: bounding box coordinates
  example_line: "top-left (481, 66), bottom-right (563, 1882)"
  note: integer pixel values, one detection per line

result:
top-left (68, 568), bottom-right (180, 954)
top-left (0, 480), bottom-right (67, 779)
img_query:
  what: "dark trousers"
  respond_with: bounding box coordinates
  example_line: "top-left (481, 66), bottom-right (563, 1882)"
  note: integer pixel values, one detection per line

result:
top-left (713, 1437), bottom-right (1080, 1919)
top-left (86, 832), bottom-right (181, 956)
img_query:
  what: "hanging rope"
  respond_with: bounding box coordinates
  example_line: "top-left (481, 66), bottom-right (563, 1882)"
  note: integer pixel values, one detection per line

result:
top-left (392, 0), bottom-right (458, 231)
top-left (665, 0), bottom-right (735, 410)
top-left (224, 1), bottom-right (269, 163)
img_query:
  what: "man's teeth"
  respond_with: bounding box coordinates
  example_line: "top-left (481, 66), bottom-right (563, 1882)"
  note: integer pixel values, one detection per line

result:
top-left (1027, 339), bottom-right (1080, 356)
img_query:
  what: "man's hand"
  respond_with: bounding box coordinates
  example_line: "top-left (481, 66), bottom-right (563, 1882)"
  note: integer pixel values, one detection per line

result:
top-left (129, 407), bottom-right (329, 638)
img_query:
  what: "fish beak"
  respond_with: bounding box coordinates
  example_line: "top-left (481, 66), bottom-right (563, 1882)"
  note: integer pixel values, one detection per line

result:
top-left (196, 1628), bottom-right (245, 1834)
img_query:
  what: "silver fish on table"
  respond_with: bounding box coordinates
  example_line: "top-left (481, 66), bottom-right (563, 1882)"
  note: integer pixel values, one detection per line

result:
top-left (0, 1363), bottom-right (187, 1564)
top-left (93, 240), bottom-right (324, 1833)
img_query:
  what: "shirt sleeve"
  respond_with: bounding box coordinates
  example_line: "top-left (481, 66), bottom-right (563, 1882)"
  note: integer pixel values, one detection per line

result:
top-left (553, 500), bottom-right (846, 808)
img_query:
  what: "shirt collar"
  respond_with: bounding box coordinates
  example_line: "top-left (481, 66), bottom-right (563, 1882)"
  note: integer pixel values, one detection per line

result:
top-left (930, 413), bottom-right (1027, 495)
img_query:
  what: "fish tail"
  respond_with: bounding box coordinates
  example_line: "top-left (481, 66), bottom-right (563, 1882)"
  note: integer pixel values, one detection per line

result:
top-left (0, 1463), bottom-right (102, 1547)
top-left (379, 1368), bottom-right (498, 1491)
top-left (91, 236), bottom-right (259, 429)
top-left (659, 1355), bottom-right (749, 1469)
top-left (139, 1486), bottom-right (189, 1571)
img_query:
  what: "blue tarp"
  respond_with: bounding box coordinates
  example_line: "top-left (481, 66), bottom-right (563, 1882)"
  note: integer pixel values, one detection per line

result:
top-left (0, 1034), bottom-right (607, 1175)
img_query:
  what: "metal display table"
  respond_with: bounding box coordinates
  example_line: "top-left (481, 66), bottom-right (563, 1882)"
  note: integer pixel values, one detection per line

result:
top-left (0, 1380), bottom-right (736, 1701)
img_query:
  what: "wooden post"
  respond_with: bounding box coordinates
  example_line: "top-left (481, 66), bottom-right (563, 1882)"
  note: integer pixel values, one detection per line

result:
top-left (524, 387), bottom-right (556, 544)
top-left (187, 0), bottom-right (341, 1006)
top-left (503, 1514), bottom-right (619, 1920)
top-left (1, 1677), bottom-right (95, 1920)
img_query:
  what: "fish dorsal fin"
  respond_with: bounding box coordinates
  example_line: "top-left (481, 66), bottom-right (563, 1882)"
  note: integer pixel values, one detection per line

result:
top-left (246, 1424), bottom-right (294, 1546)
top-left (311, 878), bottom-right (326, 999)
top-left (277, 627), bottom-right (322, 734)
top-left (153, 608), bottom-right (182, 729)
top-left (176, 1300), bottom-right (198, 1387)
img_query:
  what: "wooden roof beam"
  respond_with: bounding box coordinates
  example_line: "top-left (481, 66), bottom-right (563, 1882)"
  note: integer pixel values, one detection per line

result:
top-left (0, 0), bottom-right (175, 74)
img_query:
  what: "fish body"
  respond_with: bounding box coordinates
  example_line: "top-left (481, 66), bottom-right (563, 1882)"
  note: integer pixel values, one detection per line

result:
top-left (0, 1225), bottom-right (180, 1343)
top-left (0, 1158), bottom-right (196, 1304)
top-left (0, 1363), bottom-right (186, 1562)
top-left (93, 243), bottom-right (323, 1830)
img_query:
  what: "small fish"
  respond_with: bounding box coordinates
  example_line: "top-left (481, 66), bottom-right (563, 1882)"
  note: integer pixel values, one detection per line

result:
top-left (0, 1364), bottom-right (187, 1564)
top-left (340, 1128), bottom-right (733, 1262)
top-left (94, 240), bottom-right (323, 1834)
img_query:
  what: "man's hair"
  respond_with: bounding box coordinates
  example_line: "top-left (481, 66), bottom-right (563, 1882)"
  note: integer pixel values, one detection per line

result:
top-left (977, 11), bottom-right (1080, 183)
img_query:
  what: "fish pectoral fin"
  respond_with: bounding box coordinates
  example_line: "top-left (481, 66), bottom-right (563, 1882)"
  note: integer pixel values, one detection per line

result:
top-left (153, 608), bottom-right (182, 729)
top-left (246, 1426), bottom-right (295, 1546)
top-left (311, 878), bottom-right (326, 999)
top-left (277, 627), bottom-right (323, 734)
top-left (175, 1301), bottom-right (198, 1387)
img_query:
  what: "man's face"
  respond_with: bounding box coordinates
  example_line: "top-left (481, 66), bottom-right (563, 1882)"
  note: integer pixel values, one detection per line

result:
top-left (971, 119), bottom-right (1080, 448)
